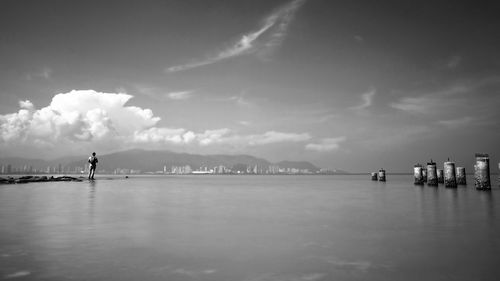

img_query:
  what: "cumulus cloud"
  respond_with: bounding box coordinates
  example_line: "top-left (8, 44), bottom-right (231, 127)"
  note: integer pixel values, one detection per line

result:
top-left (166, 0), bottom-right (307, 72)
top-left (305, 137), bottom-right (346, 152)
top-left (0, 90), bottom-right (312, 157)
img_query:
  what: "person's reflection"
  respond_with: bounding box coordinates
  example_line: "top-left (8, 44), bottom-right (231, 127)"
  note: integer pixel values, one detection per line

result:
top-left (88, 180), bottom-right (96, 222)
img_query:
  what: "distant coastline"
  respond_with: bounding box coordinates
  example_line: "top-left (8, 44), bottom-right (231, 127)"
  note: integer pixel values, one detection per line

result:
top-left (0, 149), bottom-right (349, 176)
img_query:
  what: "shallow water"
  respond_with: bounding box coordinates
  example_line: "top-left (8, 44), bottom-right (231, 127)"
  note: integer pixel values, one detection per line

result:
top-left (1, 175), bottom-right (499, 281)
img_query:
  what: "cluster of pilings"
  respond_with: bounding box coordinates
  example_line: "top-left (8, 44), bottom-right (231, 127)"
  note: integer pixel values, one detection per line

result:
top-left (413, 153), bottom-right (494, 190)
top-left (371, 169), bottom-right (386, 182)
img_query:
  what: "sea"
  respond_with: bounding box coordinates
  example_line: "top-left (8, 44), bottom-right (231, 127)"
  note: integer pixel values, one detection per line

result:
top-left (0, 175), bottom-right (499, 281)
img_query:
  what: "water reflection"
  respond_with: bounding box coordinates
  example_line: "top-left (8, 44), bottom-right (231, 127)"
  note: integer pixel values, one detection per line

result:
top-left (88, 180), bottom-right (96, 221)
top-left (478, 190), bottom-right (495, 222)
top-left (1, 175), bottom-right (500, 281)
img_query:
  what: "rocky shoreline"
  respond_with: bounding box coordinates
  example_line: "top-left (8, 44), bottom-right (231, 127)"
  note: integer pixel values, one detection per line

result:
top-left (0, 175), bottom-right (84, 184)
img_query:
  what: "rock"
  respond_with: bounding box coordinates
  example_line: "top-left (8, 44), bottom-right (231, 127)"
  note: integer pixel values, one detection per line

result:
top-left (0, 175), bottom-right (83, 184)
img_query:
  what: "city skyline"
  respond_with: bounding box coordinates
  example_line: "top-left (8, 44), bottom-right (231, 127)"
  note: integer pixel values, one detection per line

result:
top-left (1, 0), bottom-right (500, 172)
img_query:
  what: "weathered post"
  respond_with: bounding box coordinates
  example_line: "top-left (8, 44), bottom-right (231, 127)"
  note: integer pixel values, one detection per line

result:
top-left (444, 161), bottom-right (457, 188)
top-left (414, 164), bottom-right (424, 185)
top-left (422, 169), bottom-right (428, 183)
top-left (456, 167), bottom-right (466, 185)
top-left (474, 153), bottom-right (491, 190)
top-left (371, 172), bottom-right (378, 181)
top-left (378, 169), bottom-right (386, 182)
top-left (427, 160), bottom-right (438, 186)
top-left (437, 169), bottom-right (444, 184)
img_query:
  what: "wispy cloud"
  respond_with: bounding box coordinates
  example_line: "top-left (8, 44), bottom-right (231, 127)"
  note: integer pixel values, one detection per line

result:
top-left (390, 84), bottom-right (470, 114)
top-left (350, 88), bottom-right (375, 110)
top-left (437, 116), bottom-right (475, 128)
top-left (26, 67), bottom-right (52, 80)
top-left (134, 84), bottom-right (194, 101)
top-left (354, 35), bottom-right (364, 43)
top-left (446, 55), bottom-right (462, 69)
top-left (305, 137), bottom-right (346, 152)
top-left (166, 0), bottom-right (307, 72)
top-left (229, 95), bottom-right (252, 107)
top-left (390, 96), bottom-right (436, 114)
top-left (166, 90), bottom-right (194, 100)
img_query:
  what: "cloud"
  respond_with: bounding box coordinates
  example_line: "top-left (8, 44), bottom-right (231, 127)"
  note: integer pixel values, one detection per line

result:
top-left (244, 131), bottom-right (311, 145)
top-left (350, 88), bottom-right (375, 110)
top-left (446, 55), bottom-right (462, 69)
top-left (0, 90), bottom-right (312, 157)
top-left (26, 67), bottom-right (52, 80)
top-left (134, 85), bottom-right (194, 101)
top-left (305, 137), bottom-right (346, 152)
top-left (389, 84), bottom-right (469, 114)
top-left (229, 95), bottom-right (252, 107)
top-left (437, 116), bottom-right (475, 128)
top-left (166, 0), bottom-right (306, 72)
top-left (19, 100), bottom-right (34, 110)
top-left (166, 90), bottom-right (194, 100)
top-left (354, 35), bottom-right (364, 43)
top-left (390, 96), bottom-right (435, 114)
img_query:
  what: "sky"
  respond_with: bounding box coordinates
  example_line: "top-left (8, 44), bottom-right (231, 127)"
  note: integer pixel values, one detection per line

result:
top-left (1, 0), bottom-right (499, 172)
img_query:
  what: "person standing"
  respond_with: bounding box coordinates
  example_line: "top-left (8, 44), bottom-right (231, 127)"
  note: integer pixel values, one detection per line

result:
top-left (88, 152), bottom-right (98, 180)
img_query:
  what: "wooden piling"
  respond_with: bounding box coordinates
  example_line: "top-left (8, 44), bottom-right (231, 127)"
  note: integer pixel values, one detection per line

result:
top-left (456, 167), bottom-right (466, 185)
top-left (427, 161), bottom-right (438, 186)
top-left (474, 153), bottom-right (491, 190)
top-left (437, 169), bottom-right (444, 184)
top-left (444, 161), bottom-right (457, 188)
top-left (414, 164), bottom-right (424, 185)
top-left (371, 172), bottom-right (378, 181)
top-left (378, 169), bottom-right (386, 182)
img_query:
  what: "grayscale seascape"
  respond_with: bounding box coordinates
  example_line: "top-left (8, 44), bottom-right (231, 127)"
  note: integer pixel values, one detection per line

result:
top-left (2, 0), bottom-right (500, 280)
top-left (1, 175), bottom-right (499, 281)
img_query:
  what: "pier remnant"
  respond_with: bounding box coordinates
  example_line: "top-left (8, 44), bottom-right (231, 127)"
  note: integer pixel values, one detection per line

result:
top-left (437, 169), bottom-right (444, 184)
top-left (378, 169), bottom-right (386, 182)
top-left (474, 153), bottom-right (491, 190)
top-left (456, 167), bottom-right (466, 185)
top-left (444, 161), bottom-right (457, 188)
top-left (427, 160), bottom-right (438, 186)
top-left (414, 164), bottom-right (424, 185)
top-left (371, 172), bottom-right (378, 181)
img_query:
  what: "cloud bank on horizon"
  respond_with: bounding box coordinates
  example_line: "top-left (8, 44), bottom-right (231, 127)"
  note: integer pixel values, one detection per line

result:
top-left (0, 90), bottom-right (342, 158)
top-left (166, 0), bottom-right (307, 72)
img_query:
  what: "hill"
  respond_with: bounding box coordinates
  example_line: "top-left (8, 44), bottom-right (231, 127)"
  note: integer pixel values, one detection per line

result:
top-left (1, 149), bottom-right (326, 174)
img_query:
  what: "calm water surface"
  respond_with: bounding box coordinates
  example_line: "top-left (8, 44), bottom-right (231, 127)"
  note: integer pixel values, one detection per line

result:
top-left (1, 175), bottom-right (499, 281)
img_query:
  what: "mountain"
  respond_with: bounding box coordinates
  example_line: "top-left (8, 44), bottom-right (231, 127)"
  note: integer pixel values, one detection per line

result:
top-left (275, 160), bottom-right (319, 171)
top-left (1, 149), bottom-right (326, 174)
top-left (65, 149), bottom-right (321, 173)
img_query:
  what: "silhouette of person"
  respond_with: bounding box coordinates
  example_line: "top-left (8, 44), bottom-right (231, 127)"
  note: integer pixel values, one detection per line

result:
top-left (88, 152), bottom-right (98, 180)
